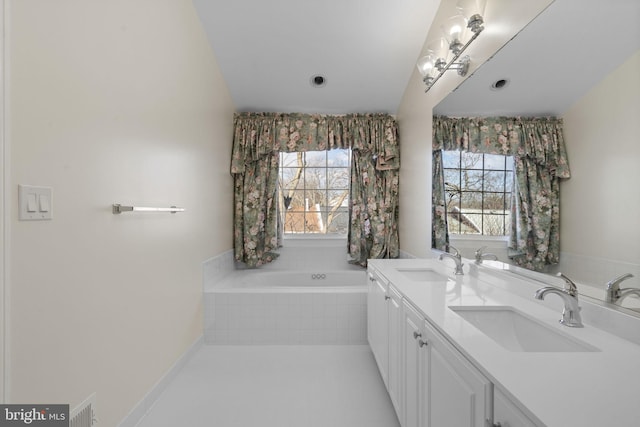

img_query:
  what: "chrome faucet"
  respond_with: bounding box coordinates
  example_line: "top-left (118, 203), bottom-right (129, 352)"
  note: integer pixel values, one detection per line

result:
top-left (439, 246), bottom-right (464, 275)
top-left (534, 272), bottom-right (583, 327)
top-left (605, 273), bottom-right (637, 304)
top-left (474, 246), bottom-right (498, 264)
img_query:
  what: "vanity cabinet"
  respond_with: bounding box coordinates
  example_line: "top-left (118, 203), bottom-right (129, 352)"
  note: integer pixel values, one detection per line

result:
top-left (387, 285), bottom-right (403, 419)
top-left (367, 268), bottom-right (403, 419)
top-left (493, 388), bottom-right (538, 427)
top-left (368, 265), bottom-right (528, 427)
top-left (425, 314), bottom-right (492, 427)
top-left (401, 299), bottom-right (491, 427)
top-left (401, 300), bottom-right (428, 427)
top-left (367, 269), bottom-right (389, 387)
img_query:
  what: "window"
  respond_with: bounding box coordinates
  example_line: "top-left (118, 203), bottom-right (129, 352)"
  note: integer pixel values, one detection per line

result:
top-left (279, 149), bottom-right (351, 235)
top-left (442, 150), bottom-right (514, 236)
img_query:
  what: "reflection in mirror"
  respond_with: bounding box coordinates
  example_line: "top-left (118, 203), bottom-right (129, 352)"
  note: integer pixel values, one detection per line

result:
top-left (432, 0), bottom-right (640, 310)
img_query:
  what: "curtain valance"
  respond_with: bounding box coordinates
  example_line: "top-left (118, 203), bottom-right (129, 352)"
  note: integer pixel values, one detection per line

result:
top-left (432, 116), bottom-right (570, 178)
top-left (231, 112), bottom-right (400, 174)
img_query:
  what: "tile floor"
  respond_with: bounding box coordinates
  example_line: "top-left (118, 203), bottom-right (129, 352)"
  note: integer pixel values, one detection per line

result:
top-left (136, 345), bottom-right (400, 427)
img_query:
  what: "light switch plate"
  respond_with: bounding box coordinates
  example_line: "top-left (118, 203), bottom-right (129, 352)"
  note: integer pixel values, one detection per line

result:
top-left (19, 184), bottom-right (53, 220)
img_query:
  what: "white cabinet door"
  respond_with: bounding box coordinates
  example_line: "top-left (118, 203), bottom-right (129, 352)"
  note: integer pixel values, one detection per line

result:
top-left (367, 269), bottom-right (389, 387)
top-left (402, 300), bottom-right (428, 427)
top-left (425, 319), bottom-right (492, 427)
top-left (387, 285), bottom-right (403, 421)
top-left (494, 388), bottom-right (539, 427)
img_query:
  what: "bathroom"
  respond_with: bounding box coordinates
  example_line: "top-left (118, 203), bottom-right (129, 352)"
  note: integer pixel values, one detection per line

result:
top-left (1, 0), bottom-right (639, 426)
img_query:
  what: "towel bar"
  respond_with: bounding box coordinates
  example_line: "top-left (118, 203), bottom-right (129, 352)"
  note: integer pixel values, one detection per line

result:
top-left (112, 204), bottom-right (184, 214)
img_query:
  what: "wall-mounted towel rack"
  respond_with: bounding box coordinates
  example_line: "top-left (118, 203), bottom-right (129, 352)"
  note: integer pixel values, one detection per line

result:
top-left (112, 204), bottom-right (185, 214)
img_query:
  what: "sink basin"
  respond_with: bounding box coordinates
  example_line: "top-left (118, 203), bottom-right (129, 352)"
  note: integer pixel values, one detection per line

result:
top-left (449, 306), bottom-right (599, 352)
top-left (396, 268), bottom-right (447, 282)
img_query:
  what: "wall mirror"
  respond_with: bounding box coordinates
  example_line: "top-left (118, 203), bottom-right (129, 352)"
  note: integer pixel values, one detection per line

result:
top-left (432, 0), bottom-right (640, 311)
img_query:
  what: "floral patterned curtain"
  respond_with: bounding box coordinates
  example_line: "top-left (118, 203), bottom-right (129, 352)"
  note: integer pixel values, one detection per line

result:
top-left (432, 116), bottom-right (570, 271)
top-left (231, 112), bottom-right (400, 268)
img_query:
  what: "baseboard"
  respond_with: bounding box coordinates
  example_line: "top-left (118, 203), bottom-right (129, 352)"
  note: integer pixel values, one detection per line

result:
top-left (117, 336), bottom-right (203, 427)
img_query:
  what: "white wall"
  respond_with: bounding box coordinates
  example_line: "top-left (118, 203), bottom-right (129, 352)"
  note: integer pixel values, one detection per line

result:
top-left (396, 0), bottom-right (553, 258)
top-left (7, 1), bottom-right (235, 425)
top-left (557, 50), bottom-right (640, 288)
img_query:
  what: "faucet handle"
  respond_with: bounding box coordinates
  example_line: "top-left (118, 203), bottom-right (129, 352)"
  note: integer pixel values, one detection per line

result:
top-left (557, 272), bottom-right (578, 297)
top-left (475, 246), bottom-right (487, 259)
top-left (605, 273), bottom-right (634, 291)
top-left (605, 273), bottom-right (634, 303)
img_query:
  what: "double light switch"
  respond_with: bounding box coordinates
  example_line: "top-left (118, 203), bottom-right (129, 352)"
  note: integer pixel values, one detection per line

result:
top-left (19, 184), bottom-right (53, 220)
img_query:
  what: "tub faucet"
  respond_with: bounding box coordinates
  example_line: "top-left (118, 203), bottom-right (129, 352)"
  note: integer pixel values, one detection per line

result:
top-left (474, 246), bottom-right (498, 264)
top-left (439, 246), bottom-right (464, 275)
top-left (605, 273), bottom-right (637, 304)
top-left (534, 272), bottom-right (583, 327)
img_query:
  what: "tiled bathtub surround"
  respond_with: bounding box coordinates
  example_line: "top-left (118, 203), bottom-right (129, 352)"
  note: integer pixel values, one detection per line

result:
top-left (204, 289), bottom-right (366, 345)
top-left (203, 239), bottom-right (368, 345)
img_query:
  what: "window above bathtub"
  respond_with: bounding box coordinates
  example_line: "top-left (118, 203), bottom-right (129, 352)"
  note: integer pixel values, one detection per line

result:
top-left (442, 150), bottom-right (514, 237)
top-left (279, 149), bottom-right (350, 236)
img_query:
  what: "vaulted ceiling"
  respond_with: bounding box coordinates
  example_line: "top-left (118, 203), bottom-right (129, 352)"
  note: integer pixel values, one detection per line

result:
top-left (192, 0), bottom-right (640, 117)
top-left (192, 0), bottom-right (440, 114)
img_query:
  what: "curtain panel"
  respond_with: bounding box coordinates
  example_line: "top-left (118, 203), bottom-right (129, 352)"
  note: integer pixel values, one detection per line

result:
top-left (432, 116), bottom-right (570, 271)
top-left (231, 112), bottom-right (400, 268)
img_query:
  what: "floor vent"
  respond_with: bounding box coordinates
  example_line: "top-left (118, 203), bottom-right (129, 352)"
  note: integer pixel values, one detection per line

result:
top-left (70, 393), bottom-right (97, 427)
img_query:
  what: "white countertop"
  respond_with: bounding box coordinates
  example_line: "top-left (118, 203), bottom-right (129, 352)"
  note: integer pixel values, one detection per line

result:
top-left (369, 258), bottom-right (640, 427)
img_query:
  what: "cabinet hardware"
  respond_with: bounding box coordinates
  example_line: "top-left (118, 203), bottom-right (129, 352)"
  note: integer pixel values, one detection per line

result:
top-left (418, 339), bottom-right (428, 347)
top-left (413, 331), bottom-right (422, 340)
top-left (385, 296), bottom-right (391, 301)
top-left (368, 274), bottom-right (376, 281)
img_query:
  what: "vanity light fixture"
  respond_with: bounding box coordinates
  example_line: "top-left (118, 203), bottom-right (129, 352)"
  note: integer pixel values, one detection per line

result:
top-left (417, 0), bottom-right (486, 93)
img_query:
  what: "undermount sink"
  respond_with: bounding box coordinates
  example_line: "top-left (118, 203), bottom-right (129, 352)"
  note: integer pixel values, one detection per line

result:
top-left (449, 306), bottom-right (599, 352)
top-left (396, 268), bottom-right (447, 282)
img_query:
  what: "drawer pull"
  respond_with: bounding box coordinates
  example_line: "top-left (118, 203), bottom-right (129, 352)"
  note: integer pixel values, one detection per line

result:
top-left (384, 296), bottom-right (391, 301)
top-left (413, 331), bottom-right (422, 340)
top-left (418, 339), bottom-right (428, 347)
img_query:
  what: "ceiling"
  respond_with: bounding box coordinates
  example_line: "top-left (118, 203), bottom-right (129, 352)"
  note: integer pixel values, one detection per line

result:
top-left (192, 0), bottom-right (440, 114)
top-left (434, 0), bottom-right (640, 116)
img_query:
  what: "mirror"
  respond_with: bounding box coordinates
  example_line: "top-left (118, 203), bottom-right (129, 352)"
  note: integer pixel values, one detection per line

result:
top-left (432, 0), bottom-right (640, 310)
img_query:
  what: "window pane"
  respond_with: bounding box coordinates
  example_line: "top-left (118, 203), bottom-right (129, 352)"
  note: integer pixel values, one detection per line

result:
top-left (442, 150), bottom-right (460, 168)
top-left (305, 208), bottom-right (324, 233)
top-left (328, 189), bottom-right (349, 208)
top-left (304, 151), bottom-right (326, 167)
top-left (484, 171), bottom-right (506, 192)
top-left (305, 167), bottom-right (327, 189)
top-left (328, 149), bottom-right (350, 167)
top-left (327, 168), bottom-right (350, 188)
top-left (483, 214), bottom-right (507, 236)
top-left (444, 170), bottom-right (460, 189)
top-left (461, 170), bottom-right (483, 191)
top-left (461, 151), bottom-right (483, 169)
top-left (327, 209), bottom-right (349, 234)
top-left (286, 190), bottom-right (306, 210)
top-left (280, 152), bottom-right (303, 168)
top-left (461, 191), bottom-right (482, 210)
top-left (445, 192), bottom-right (461, 212)
top-left (484, 153), bottom-right (506, 170)
top-left (484, 193), bottom-right (506, 211)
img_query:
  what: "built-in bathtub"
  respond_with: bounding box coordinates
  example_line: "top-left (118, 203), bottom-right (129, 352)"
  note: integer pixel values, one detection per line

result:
top-left (203, 260), bottom-right (367, 345)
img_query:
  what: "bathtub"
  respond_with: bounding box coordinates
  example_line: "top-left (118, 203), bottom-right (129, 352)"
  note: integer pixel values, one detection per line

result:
top-left (204, 268), bottom-right (367, 345)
